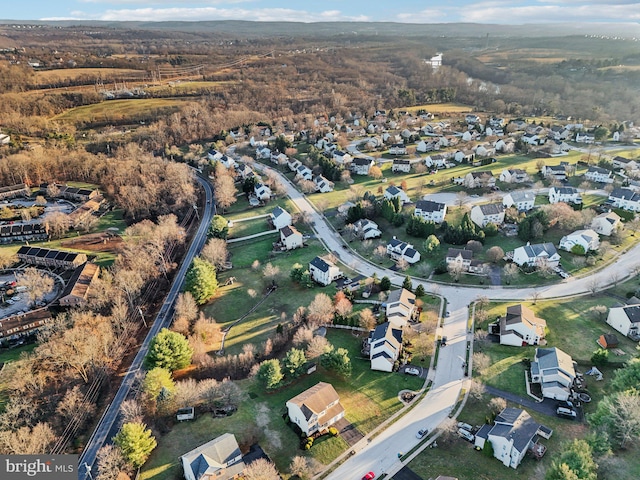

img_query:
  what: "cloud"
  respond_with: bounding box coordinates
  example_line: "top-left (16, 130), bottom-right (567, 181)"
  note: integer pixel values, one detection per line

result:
top-left (43, 7), bottom-right (370, 22)
top-left (460, 3), bottom-right (640, 23)
top-left (396, 9), bottom-right (449, 23)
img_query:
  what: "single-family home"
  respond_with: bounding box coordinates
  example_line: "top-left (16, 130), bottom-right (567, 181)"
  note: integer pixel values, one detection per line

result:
top-left (392, 159), bottom-right (411, 173)
top-left (309, 256), bottom-right (342, 286)
top-left (296, 164), bottom-right (313, 181)
top-left (454, 150), bottom-right (475, 164)
top-left (414, 199), bottom-right (447, 223)
top-left (270, 206), bottom-right (292, 230)
top-left (253, 183), bottom-right (272, 201)
top-left (286, 382), bottom-right (345, 436)
top-left (612, 156), bottom-right (638, 171)
top-left (314, 175), bottom-right (334, 193)
top-left (575, 132), bottom-right (595, 143)
top-left (385, 288), bottom-right (417, 327)
top-left (606, 304), bottom-right (640, 339)
top-left (58, 262), bottom-right (100, 307)
top-left (208, 149), bottom-right (224, 162)
top-left (235, 163), bottom-right (254, 181)
top-left (270, 152), bottom-right (288, 165)
top-left (499, 169), bottom-right (529, 184)
top-left (542, 165), bottom-right (567, 181)
top-left (352, 218), bottom-right (382, 239)
top-left (585, 166), bottom-right (613, 184)
top-left (180, 433), bottom-right (245, 480)
top-left (522, 133), bottom-right (545, 146)
top-left (288, 157), bottom-right (302, 172)
top-left (425, 154), bottom-right (448, 169)
top-left (548, 186), bottom-right (581, 205)
top-left (591, 211), bottom-right (622, 236)
top-left (474, 408), bottom-right (552, 469)
top-left (280, 225), bottom-right (303, 250)
top-left (470, 203), bottom-right (505, 228)
top-left (502, 191), bottom-right (535, 212)
top-left (389, 144), bottom-right (407, 155)
top-left (494, 139), bottom-right (515, 153)
top-left (608, 188), bottom-right (640, 212)
top-left (369, 322), bottom-right (403, 372)
top-left (446, 248), bottom-right (473, 271)
top-left (465, 114), bottom-right (480, 124)
top-left (386, 237), bottom-right (421, 264)
top-left (475, 144), bottom-right (496, 157)
top-left (352, 157), bottom-right (375, 175)
top-left (332, 150), bottom-right (352, 165)
top-left (512, 243), bottom-right (561, 268)
top-left (559, 229), bottom-right (600, 253)
top-left (464, 171), bottom-right (496, 189)
top-left (530, 347), bottom-right (576, 401)
top-left (384, 185), bottom-right (411, 205)
top-left (492, 304), bottom-right (547, 346)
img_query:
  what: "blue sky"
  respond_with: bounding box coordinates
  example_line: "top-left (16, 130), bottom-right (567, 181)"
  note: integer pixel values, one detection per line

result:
top-left (4, 1), bottom-right (640, 24)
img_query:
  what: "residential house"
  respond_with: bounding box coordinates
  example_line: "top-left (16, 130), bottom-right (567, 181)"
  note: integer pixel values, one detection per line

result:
top-left (352, 219), bottom-right (382, 240)
top-left (559, 229), bottom-right (600, 253)
top-left (385, 288), bottom-right (417, 327)
top-left (530, 347), bottom-right (576, 401)
top-left (58, 262), bottom-right (100, 307)
top-left (585, 166), bottom-right (613, 184)
top-left (332, 150), bottom-right (352, 165)
top-left (542, 165), bottom-right (567, 181)
top-left (475, 144), bottom-right (496, 157)
top-left (0, 309), bottom-right (53, 342)
top-left (0, 133), bottom-right (10, 145)
top-left (494, 138), bottom-right (515, 153)
top-left (425, 154), bottom-right (448, 169)
top-left (414, 199), bottom-right (447, 223)
top-left (0, 183), bottom-right (30, 200)
top-left (591, 211), bottom-right (622, 236)
top-left (386, 237), bottom-right (421, 264)
top-left (253, 183), bottom-right (272, 201)
top-left (454, 150), bottom-right (475, 164)
top-left (548, 186), bottom-right (581, 205)
top-left (546, 140), bottom-right (571, 155)
top-left (235, 164), bottom-right (255, 181)
top-left (17, 246), bottom-right (87, 270)
top-left (269, 206), bottom-right (292, 230)
top-left (369, 322), bottom-right (403, 372)
top-left (465, 114), bottom-right (480, 124)
top-left (470, 203), bottom-right (505, 228)
top-left (392, 159), bottom-right (411, 173)
top-left (287, 157), bottom-right (302, 172)
top-left (207, 148), bottom-right (224, 161)
top-left (280, 225), bottom-right (303, 251)
top-left (296, 164), bottom-right (313, 181)
top-left (389, 144), bottom-right (407, 155)
top-left (612, 156), bottom-right (638, 171)
top-left (461, 131), bottom-right (474, 142)
top-left (446, 248), bottom-right (473, 271)
top-left (309, 256), bottom-right (342, 286)
top-left (493, 304), bottom-right (547, 346)
top-left (270, 152), bottom-right (287, 165)
top-left (384, 186), bottom-right (411, 205)
top-left (608, 188), bottom-right (640, 212)
top-left (575, 132), bottom-right (595, 143)
top-left (216, 155), bottom-right (237, 169)
top-left (314, 175), bottom-right (334, 193)
top-left (499, 169), bottom-right (529, 184)
top-left (352, 157), bottom-right (375, 175)
top-left (180, 433), bottom-right (245, 480)
top-left (286, 382), bottom-right (345, 436)
top-left (464, 171), bottom-right (496, 189)
top-left (606, 304), bottom-right (640, 339)
top-left (474, 408), bottom-right (552, 469)
top-left (502, 191), bottom-right (535, 212)
top-left (512, 243), bottom-right (561, 268)
top-left (522, 133), bottom-right (545, 146)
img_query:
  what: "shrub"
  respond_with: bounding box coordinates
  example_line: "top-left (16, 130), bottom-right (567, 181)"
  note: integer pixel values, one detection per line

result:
top-left (328, 427), bottom-right (338, 436)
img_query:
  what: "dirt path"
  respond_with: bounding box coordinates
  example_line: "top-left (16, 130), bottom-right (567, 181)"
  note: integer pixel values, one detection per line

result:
top-left (256, 402), bottom-right (282, 450)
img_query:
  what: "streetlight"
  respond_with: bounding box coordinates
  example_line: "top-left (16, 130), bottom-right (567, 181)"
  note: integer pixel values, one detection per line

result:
top-left (83, 463), bottom-right (93, 480)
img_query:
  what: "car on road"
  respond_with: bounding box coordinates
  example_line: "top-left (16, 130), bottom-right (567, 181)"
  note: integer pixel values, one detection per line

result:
top-left (440, 336), bottom-right (447, 347)
top-left (416, 428), bottom-right (429, 439)
top-left (405, 367), bottom-right (420, 376)
top-left (362, 472), bottom-right (375, 480)
top-left (458, 428), bottom-right (475, 442)
top-left (445, 310), bottom-right (451, 317)
top-left (457, 422), bottom-right (473, 432)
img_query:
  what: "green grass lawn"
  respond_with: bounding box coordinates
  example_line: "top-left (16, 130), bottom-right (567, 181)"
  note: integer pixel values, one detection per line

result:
top-left (53, 98), bottom-right (191, 125)
top-left (93, 209), bottom-right (127, 233)
top-left (228, 217), bottom-right (274, 239)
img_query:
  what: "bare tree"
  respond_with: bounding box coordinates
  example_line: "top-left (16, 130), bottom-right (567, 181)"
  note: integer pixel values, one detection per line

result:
top-left (395, 258), bottom-right (409, 272)
top-left (292, 326), bottom-right (314, 347)
top-left (307, 293), bottom-right (335, 326)
top-left (468, 380), bottom-right (486, 402)
top-left (488, 397), bottom-right (507, 415)
top-left (472, 352), bottom-right (491, 375)
top-left (289, 455), bottom-right (312, 480)
top-left (588, 277), bottom-right (600, 296)
top-left (502, 263), bottom-right (519, 285)
top-left (0, 422), bottom-right (56, 454)
top-left (96, 444), bottom-right (130, 480)
top-left (174, 292), bottom-right (199, 326)
top-left (529, 289), bottom-right (542, 305)
top-left (44, 211), bottom-right (70, 239)
top-left (448, 262), bottom-right (465, 282)
top-left (119, 400), bottom-right (144, 425)
top-left (193, 313), bottom-right (221, 346)
top-left (200, 238), bottom-right (228, 269)
top-left (262, 262), bottom-right (281, 287)
top-left (359, 308), bottom-right (377, 331)
top-left (16, 267), bottom-right (54, 306)
top-left (306, 336), bottom-right (330, 359)
top-left (56, 385), bottom-right (96, 428)
top-left (437, 417), bottom-right (459, 446)
top-left (456, 191), bottom-right (468, 207)
top-left (486, 246), bottom-right (505, 264)
top-left (0, 251), bottom-right (17, 270)
top-left (242, 458), bottom-right (280, 480)
top-left (214, 174), bottom-right (237, 213)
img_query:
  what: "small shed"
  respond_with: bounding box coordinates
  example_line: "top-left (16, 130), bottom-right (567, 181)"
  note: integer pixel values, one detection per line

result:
top-left (597, 334), bottom-right (619, 349)
top-left (176, 407), bottom-right (195, 422)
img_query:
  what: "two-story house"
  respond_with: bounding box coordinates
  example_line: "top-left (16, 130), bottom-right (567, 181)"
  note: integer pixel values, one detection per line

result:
top-left (385, 288), bottom-right (417, 327)
top-left (502, 191), bottom-right (535, 212)
top-left (180, 433), bottom-right (245, 480)
top-left (369, 322), bottom-right (403, 372)
top-left (491, 304), bottom-right (547, 347)
top-left (584, 165), bottom-right (613, 184)
top-left (559, 229), bottom-right (600, 253)
top-left (591, 211), bottom-right (622, 236)
top-left (352, 157), bottom-right (375, 175)
top-left (414, 199), bottom-right (447, 223)
top-left (384, 185), bottom-right (411, 205)
top-left (253, 183), bottom-right (272, 201)
top-left (512, 243), bottom-right (561, 268)
top-left (270, 206), bottom-right (292, 230)
top-left (530, 347), bottom-right (576, 401)
top-left (548, 186), bottom-right (581, 205)
top-left (608, 188), bottom-right (640, 212)
top-left (470, 203), bottom-right (505, 228)
top-left (296, 164), bottom-right (313, 181)
top-left (445, 248), bottom-right (473, 271)
top-left (386, 237), bottom-right (421, 264)
top-left (309, 256), bottom-right (342, 286)
top-left (392, 159), bottom-right (411, 173)
top-left (280, 225), bottom-right (303, 250)
top-left (352, 219), bottom-right (382, 240)
top-left (606, 304), bottom-right (640, 339)
top-left (542, 165), bottom-right (567, 181)
top-left (464, 171), bottom-right (496, 189)
top-left (314, 175), bottom-right (334, 193)
top-left (286, 382), bottom-right (345, 436)
top-left (499, 169), bottom-right (530, 184)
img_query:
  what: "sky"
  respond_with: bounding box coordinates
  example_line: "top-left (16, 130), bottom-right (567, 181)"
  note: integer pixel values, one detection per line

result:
top-left (3, 0), bottom-right (640, 24)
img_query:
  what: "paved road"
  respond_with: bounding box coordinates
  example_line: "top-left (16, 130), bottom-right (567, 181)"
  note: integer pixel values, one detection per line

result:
top-left (78, 173), bottom-right (215, 479)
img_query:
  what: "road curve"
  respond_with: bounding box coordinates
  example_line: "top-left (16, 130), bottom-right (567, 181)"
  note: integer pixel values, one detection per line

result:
top-left (78, 173), bottom-right (215, 479)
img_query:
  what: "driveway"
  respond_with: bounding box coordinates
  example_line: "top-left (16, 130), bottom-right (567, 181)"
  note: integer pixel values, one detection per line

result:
top-left (335, 417), bottom-right (365, 447)
top-left (484, 386), bottom-right (569, 419)
top-left (392, 466), bottom-right (424, 480)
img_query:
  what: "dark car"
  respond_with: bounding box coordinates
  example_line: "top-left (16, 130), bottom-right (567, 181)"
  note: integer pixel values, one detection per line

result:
top-left (440, 336), bottom-right (447, 347)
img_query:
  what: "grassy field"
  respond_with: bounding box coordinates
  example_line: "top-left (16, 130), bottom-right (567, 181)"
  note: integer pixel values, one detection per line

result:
top-left (402, 103), bottom-right (474, 114)
top-left (227, 217), bottom-right (274, 239)
top-left (53, 98), bottom-right (192, 124)
top-left (34, 68), bottom-right (147, 83)
top-left (140, 330), bottom-right (423, 480)
top-left (146, 81), bottom-right (234, 94)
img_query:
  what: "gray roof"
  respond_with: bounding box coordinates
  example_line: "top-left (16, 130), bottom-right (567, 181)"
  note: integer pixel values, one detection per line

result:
top-left (415, 200), bottom-right (445, 212)
top-left (554, 186), bottom-right (578, 195)
top-left (610, 188), bottom-right (640, 201)
top-left (386, 185), bottom-right (402, 195)
top-left (388, 237), bottom-right (408, 249)
top-left (618, 304), bottom-right (640, 324)
top-left (523, 242), bottom-right (557, 259)
top-left (353, 157), bottom-right (373, 165)
top-left (447, 248), bottom-right (472, 260)
top-left (272, 206), bottom-right (287, 218)
top-left (491, 408), bottom-right (543, 453)
top-left (182, 433), bottom-right (244, 480)
top-left (478, 203), bottom-right (505, 215)
top-left (508, 191), bottom-right (534, 203)
top-left (587, 165), bottom-right (611, 175)
top-left (535, 347), bottom-right (575, 374)
top-left (310, 256), bottom-right (331, 272)
top-left (471, 170), bottom-right (494, 178)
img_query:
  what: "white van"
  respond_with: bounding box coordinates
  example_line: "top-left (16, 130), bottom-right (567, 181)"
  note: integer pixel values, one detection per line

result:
top-left (458, 428), bottom-right (475, 442)
top-left (556, 407), bottom-right (577, 419)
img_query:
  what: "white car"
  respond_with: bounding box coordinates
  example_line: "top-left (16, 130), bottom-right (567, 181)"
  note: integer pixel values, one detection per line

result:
top-left (405, 367), bottom-right (420, 376)
top-left (458, 428), bottom-right (475, 442)
top-left (457, 422), bottom-right (473, 432)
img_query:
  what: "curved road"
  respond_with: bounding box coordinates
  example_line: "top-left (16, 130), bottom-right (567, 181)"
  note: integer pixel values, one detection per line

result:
top-left (79, 173), bottom-right (215, 479)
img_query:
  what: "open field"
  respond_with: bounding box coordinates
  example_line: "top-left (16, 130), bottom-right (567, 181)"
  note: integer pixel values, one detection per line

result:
top-left (402, 103), bottom-right (474, 114)
top-left (53, 98), bottom-right (193, 124)
top-left (34, 68), bottom-right (147, 83)
top-left (146, 80), bottom-right (234, 94)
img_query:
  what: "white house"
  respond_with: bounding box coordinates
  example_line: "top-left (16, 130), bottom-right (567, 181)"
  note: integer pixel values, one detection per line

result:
top-left (352, 157), bottom-right (375, 175)
top-left (445, 248), bottom-right (473, 271)
top-left (296, 164), bottom-right (313, 181)
top-left (384, 186), bottom-right (411, 205)
top-left (522, 133), bottom-right (545, 146)
top-left (499, 169), bottom-right (529, 184)
top-left (386, 237), bottom-right (421, 264)
top-left (608, 188), bottom-right (640, 212)
top-left (425, 154), bottom-right (448, 168)
top-left (352, 218), bottom-right (382, 239)
top-left (494, 138), bottom-right (515, 153)
top-left (0, 133), bottom-right (10, 145)
top-left (180, 433), bottom-right (245, 480)
top-left (542, 165), bottom-right (567, 181)
top-left (207, 149), bottom-right (224, 162)
top-left (465, 114), bottom-right (480, 124)
top-left (270, 206), bottom-right (292, 230)
top-left (454, 150), bottom-right (475, 163)
top-left (464, 171), bottom-right (496, 189)
top-left (612, 156), bottom-right (639, 171)
top-left (253, 183), bottom-right (272, 201)
top-left (494, 304), bottom-right (547, 347)
top-left (548, 186), bottom-right (581, 205)
top-left (389, 144), bottom-right (407, 155)
top-left (392, 159), bottom-right (411, 173)
top-left (475, 143), bottom-right (495, 157)
top-left (502, 191), bottom-right (535, 212)
top-left (280, 225), bottom-right (303, 250)
top-left (314, 175), bottom-right (334, 193)
top-left (270, 152), bottom-right (287, 165)
top-left (287, 157), bottom-right (301, 172)
top-left (530, 347), bottom-right (576, 401)
top-left (235, 163), bottom-right (255, 180)
top-left (575, 132), bottom-right (595, 143)
top-left (286, 382), bottom-right (345, 436)
top-left (512, 243), bottom-right (561, 268)
top-left (414, 199), bottom-right (447, 223)
top-left (385, 288), bottom-right (417, 327)
top-left (585, 166), bottom-right (613, 183)
top-left (474, 408), bottom-right (552, 469)
top-left (591, 211), bottom-right (622, 236)
top-left (470, 203), bottom-right (505, 228)
top-left (606, 304), bottom-right (640, 339)
top-left (309, 256), bottom-right (342, 286)
top-left (369, 322), bottom-right (403, 372)
top-left (559, 229), bottom-right (600, 253)
top-left (332, 150), bottom-right (352, 165)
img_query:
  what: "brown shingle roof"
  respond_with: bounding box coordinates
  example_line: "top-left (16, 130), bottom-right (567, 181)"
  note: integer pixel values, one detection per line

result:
top-left (288, 382), bottom-right (342, 420)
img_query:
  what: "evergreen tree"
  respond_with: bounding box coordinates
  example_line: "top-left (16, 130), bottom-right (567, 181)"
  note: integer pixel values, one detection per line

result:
top-left (208, 215), bottom-right (229, 239)
top-left (257, 359), bottom-right (284, 389)
top-left (402, 276), bottom-right (413, 292)
top-left (145, 328), bottom-right (194, 371)
top-left (415, 284), bottom-right (425, 297)
top-left (113, 422), bottom-right (157, 469)
top-left (142, 367), bottom-right (175, 400)
top-left (379, 276), bottom-right (391, 291)
top-left (185, 257), bottom-right (218, 304)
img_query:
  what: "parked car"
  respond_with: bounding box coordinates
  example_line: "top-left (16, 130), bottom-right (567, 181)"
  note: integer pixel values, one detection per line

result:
top-left (405, 367), bottom-right (420, 376)
top-left (556, 407), bottom-right (577, 419)
top-left (416, 428), bottom-right (429, 439)
top-left (557, 400), bottom-right (575, 410)
top-left (362, 472), bottom-right (375, 480)
top-left (445, 310), bottom-right (451, 317)
top-left (458, 428), bottom-right (475, 442)
top-left (457, 422), bottom-right (473, 432)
